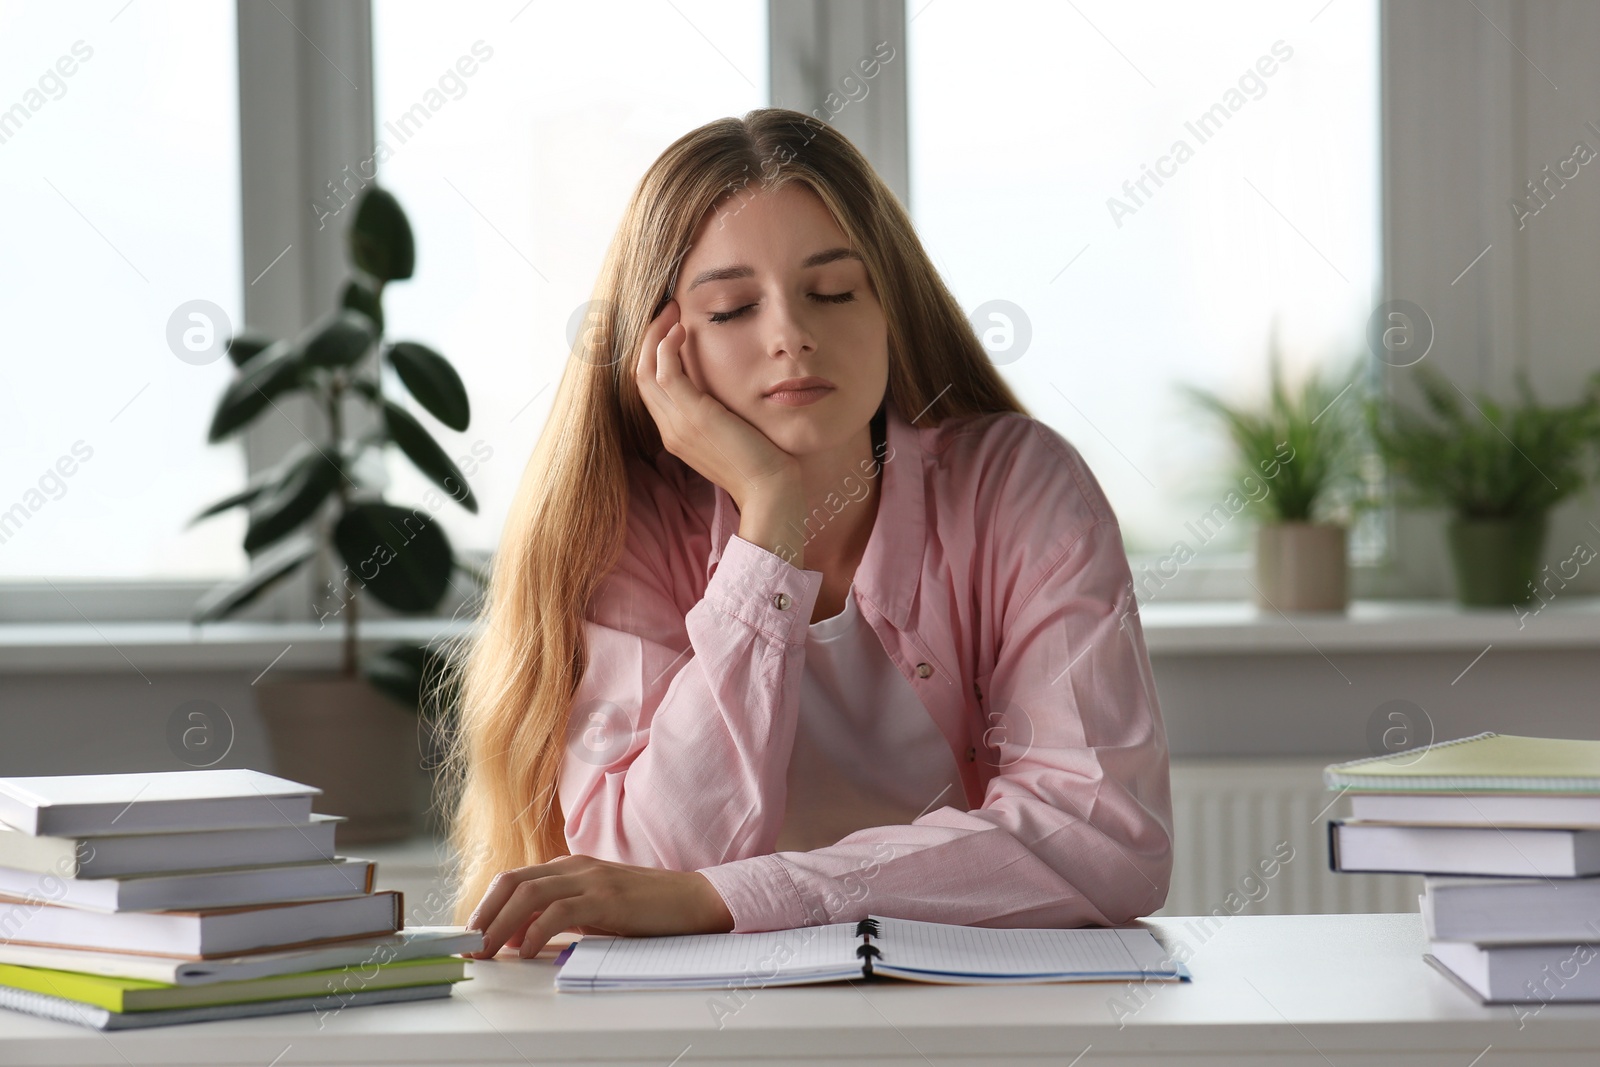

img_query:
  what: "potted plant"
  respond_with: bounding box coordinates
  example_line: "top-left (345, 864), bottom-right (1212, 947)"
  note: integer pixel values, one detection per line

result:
top-left (1181, 353), bottom-right (1372, 613)
top-left (1366, 363), bottom-right (1600, 607)
top-left (190, 185), bottom-right (477, 842)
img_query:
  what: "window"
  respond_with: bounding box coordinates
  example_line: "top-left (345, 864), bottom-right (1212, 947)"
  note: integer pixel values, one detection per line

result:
top-left (0, 0), bottom-right (244, 580)
top-left (3, 0), bottom-right (1385, 618)
top-left (370, 0), bottom-right (768, 556)
top-left (906, 0), bottom-right (1380, 561)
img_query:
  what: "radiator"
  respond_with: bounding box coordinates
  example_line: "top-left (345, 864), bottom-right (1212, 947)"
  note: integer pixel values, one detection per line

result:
top-left (1153, 758), bottom-right (1422, 917)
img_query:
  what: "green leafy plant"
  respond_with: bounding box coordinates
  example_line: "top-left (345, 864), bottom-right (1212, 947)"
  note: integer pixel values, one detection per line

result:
top-left (1180, 353), bottom-right (1372, 524)
top-left (1365, 363), bottom-right (1600, 518)
top-left (190, 185), bottom-right (477, 722)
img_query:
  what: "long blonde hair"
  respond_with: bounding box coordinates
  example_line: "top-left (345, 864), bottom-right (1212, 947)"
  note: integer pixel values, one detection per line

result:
top-left (438, 107), bottom-right (1029, 923)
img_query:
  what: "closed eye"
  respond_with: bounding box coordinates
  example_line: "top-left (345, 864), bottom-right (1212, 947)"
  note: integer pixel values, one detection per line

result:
top-left (707, 291), bottom-right (856, 324)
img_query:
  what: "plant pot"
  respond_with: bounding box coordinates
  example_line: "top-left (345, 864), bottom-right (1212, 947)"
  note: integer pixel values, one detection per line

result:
top-left (255, 674), bottom-right (432, 845)
top-left (1445, 513), bottom-right (1548, 607)
top-left (1253, 522), bottom-right (1349, 612)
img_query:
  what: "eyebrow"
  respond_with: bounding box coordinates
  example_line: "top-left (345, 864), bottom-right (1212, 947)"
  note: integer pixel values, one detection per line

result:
top-left (685, 247), bottom-right (862, 291)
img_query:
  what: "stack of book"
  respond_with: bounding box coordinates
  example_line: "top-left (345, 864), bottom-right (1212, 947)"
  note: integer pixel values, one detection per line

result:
top-left (1325, 732), bottom-right (1600, 1005)
top-left (0, 768), bottom-right (481, 1029)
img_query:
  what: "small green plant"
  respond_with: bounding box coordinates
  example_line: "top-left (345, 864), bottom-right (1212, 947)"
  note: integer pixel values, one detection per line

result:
top-left (1365, 364), bottom-right (1600, 518)
top-left (189, 185), bottom-right (477, 722)
top-left (1180, 352), bottom-right (1371, 524)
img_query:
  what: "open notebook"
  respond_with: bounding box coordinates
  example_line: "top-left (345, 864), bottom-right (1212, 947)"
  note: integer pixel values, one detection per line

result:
top-left (556, 915), bottom-right (1189, 992)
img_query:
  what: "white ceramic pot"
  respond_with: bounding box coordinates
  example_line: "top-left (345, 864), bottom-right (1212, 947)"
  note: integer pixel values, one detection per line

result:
top-left (1253, 522), bottom-right (1349, 613)
top-left (254, 674), bottom-right (431, 844)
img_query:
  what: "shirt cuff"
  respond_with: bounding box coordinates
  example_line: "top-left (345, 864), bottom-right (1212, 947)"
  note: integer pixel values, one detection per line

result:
top-left (698, 534), bottom-right (823, 646)
top-left (695, 853), bottom-right (811, 933)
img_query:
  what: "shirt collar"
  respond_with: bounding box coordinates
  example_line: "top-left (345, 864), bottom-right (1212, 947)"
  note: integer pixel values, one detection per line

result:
top-left (707, 402), bottom-right (925, 628)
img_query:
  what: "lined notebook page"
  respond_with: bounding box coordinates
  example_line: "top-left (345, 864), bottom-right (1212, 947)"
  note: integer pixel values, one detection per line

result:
top-left (556, 916), bottom-right (1188, 990)
top-left (869, 916), bottom-right (1180, 978)
top-left (558, 921), bottom-right (862, 987)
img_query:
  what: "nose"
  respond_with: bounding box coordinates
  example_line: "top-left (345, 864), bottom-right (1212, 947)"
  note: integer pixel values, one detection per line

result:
top-left (763, 291), bottom-right (817, 362)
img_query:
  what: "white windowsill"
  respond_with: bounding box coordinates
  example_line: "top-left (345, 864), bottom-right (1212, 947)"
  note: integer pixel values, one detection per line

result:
top-left (0, 618), bottom-right (475, 674)
top-left (1, 598), bottom-right (1597, 672)
top-left (1136, 596), bottom-right (1600, 653)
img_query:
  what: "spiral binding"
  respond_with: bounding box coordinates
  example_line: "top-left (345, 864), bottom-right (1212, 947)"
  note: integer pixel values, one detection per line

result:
top-left (1325, 731), bottom-right (1495, 773)
top-left (855, 918), bottom-right (881, 976)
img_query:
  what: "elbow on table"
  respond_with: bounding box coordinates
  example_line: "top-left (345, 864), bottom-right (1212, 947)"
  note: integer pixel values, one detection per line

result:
top-left (1099, 831), bottom-right (1174, 925)
top-left (1100, 869), bottom-right (1171, 926)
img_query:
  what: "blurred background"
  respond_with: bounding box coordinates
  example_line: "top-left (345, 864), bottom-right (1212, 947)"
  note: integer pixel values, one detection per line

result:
top-left (2, 0), bottom-right (1598, 922)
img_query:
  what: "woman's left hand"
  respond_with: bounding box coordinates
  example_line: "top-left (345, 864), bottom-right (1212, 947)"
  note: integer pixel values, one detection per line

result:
top-left (460, 854), bottom-right (736, 959)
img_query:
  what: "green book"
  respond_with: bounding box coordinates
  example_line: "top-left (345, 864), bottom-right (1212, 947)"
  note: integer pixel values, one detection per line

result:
top-left (1324, 732), bottom-right (1600, 793)
top-left (0, 955), bottom-right (466, 1013)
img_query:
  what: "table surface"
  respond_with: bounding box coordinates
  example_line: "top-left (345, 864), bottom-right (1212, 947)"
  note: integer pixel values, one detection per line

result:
top-left (4, 913), bottom-right (1600, 1066)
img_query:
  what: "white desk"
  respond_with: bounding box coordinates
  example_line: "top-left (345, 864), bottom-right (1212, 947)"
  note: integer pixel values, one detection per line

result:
top-left (3, 913), bottom-right (1599, 1065)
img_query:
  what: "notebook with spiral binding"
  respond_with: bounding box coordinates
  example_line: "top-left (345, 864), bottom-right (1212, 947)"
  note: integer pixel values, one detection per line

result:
top-left (555, 915), bottom-right (1189, 991)
top-left (1323, 733), bottom-right (1600, 793)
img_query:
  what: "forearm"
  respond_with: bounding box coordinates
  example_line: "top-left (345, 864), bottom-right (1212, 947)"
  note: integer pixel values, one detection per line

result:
top-left (561, 534), bottom-right (824, 870)
top-left (697, 793), bottom-right (1174, 933)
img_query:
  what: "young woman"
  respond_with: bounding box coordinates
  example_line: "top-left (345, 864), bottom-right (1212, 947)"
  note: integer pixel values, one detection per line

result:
top-left (446, 108), bottom-right (1173, 960)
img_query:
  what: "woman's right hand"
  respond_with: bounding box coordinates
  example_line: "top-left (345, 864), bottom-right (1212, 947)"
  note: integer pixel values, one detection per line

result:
top-left (635, 298), bottom-right (802, 512)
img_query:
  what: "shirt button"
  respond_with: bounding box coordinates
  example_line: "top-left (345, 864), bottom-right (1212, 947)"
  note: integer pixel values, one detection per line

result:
top-left (772, 592), bottom-right (791, 610)
top-left (965, 746), bottom-right (976, 761)
top-left (915, 662), bottom-right (933, 678)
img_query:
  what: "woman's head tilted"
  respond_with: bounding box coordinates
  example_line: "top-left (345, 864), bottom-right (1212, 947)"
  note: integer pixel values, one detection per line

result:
top-left (667, 181), bottom-right (888, 459)
top-left (582, 107), bottom-right (1023, 462)
top-left (438, 109), bottom-right (1026, 924)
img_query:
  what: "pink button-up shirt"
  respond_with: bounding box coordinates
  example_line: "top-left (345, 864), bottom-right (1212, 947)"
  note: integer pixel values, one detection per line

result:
top-left (559, 403), bottom-right (1174, 933)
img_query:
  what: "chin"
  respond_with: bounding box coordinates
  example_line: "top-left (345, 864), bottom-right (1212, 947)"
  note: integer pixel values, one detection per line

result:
top-left (759, 414), bottom-right (867, 458)
top-left (762, 427), bottom-right (828, 457)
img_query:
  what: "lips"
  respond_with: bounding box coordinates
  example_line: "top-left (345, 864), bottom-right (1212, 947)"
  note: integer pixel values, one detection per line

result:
top-left (763, 376), bottom-right (835, 397)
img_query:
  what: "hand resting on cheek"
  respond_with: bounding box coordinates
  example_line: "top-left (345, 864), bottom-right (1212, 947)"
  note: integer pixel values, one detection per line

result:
top-left (634, 297), bottom-right (801, 512)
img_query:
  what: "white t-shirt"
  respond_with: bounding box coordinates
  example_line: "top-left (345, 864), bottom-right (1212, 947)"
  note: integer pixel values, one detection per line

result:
top-left (775, 581), bottom-right (968, 853)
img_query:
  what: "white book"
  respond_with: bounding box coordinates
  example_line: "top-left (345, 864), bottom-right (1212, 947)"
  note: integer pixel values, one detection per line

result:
top-left (0, 926), bottom-right (483, 986)
top-left (1347, 792), bottom-right (1600, 827)
top-left (0, 979), bottom-right (453, 1030)
top-left (1427, 939), bottom-right (1600, 1003)
top-left (1422, 876), bottom-right (1600, 942)
top-left (0, 856), bottom-right (375, 913)
top-left (0, 769), bottom-right (319, 836)
top-left (0, 812), bottom-right (342, 878)
top-left (1329, 820), bottom-right (1600, 876)
top-left (0, 889), bottom-right (401, 957)
top-left (556, 914), bottom-right (1189, 992)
